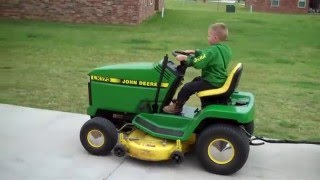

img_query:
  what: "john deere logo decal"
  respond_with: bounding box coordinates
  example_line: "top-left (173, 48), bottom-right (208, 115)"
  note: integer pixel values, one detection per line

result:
top-left (90, 75), bottom-right (169, 88)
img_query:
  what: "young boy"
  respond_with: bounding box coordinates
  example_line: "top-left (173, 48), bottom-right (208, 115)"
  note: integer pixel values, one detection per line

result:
top-left (163, 22), bottom-right (232, 114)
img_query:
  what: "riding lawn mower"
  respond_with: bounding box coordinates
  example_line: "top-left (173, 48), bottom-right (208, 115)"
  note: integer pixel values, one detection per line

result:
top-left (79, 51), bottom-right (255, 175)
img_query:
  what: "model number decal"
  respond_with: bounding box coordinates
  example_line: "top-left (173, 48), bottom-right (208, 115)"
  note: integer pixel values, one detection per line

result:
top-left (90, 75), bottom-right (169, 88)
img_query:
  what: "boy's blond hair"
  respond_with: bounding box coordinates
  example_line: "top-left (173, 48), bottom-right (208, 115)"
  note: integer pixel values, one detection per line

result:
top-left (209, 23), bottom-right (228, 41)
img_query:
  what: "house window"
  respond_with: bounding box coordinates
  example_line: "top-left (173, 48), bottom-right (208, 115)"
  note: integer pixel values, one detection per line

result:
top-left (298, 0), bottom-right (306, 8)
top-left (271, 0), bottom-right (279, 7)
top-left (149, 0), bottom-right (154, 5)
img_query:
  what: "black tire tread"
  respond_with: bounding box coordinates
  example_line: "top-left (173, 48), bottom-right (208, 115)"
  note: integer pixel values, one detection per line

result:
top-left (80, 117), bottom-right (118, 155)
top-left (196, 123), bottom-right (249, 175)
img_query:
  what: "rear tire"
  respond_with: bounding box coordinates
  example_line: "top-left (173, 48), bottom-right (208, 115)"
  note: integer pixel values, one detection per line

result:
top-left (80, 117), bottom-right (118, 155)
top-left (196, 123), bottom-right (249, 175)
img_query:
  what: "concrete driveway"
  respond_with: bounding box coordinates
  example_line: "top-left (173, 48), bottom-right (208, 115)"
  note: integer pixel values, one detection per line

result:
top-left (0, 104), bottom-right (319, 180)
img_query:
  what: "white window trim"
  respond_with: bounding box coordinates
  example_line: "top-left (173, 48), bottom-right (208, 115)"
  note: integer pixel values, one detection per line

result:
top-left (297, 0), bottom-right (306, 8)
top-left (271, 0), bottom-right (280, 7)
top-left (149, 0), bottom-right (154, 5)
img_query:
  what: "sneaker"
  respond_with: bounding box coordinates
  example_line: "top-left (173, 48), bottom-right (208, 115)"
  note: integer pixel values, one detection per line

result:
top-left (163, 102), bottom-right (183, 114)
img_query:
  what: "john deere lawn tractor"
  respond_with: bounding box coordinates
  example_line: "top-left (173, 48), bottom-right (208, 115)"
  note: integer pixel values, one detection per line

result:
top-left (80, 52), bottom-right (255, 175)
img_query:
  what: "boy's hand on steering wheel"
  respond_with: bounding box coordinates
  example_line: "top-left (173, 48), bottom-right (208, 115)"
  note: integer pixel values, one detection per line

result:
top-left (176, 54), bottom-right (188, 61)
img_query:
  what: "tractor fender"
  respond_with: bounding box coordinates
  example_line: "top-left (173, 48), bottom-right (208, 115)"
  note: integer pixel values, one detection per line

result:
top-left (196, 104), bottom-right (254, 124)
top-left (182, 104), bottom-right (254, 140)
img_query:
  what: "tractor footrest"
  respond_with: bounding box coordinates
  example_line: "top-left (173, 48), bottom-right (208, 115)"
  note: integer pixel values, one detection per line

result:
top-left (135, 116), bottom-right (184, 137)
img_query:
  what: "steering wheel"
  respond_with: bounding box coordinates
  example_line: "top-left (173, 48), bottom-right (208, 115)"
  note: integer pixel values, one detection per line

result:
top-left (172, 50), bottom-right (194, 57)
top-left (172, 50), bottom-right (194, 74)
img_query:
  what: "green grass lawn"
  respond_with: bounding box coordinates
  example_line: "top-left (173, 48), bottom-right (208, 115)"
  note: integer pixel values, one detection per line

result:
top-left (0, 0), bottom-right (319, 141)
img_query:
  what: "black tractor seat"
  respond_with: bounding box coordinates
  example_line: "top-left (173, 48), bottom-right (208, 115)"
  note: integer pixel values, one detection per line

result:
top-left (196, 63), bottom-right (243, 107)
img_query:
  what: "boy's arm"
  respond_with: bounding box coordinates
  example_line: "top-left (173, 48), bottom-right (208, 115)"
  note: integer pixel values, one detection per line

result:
top-left (186, 49), bottom-right (213, 69)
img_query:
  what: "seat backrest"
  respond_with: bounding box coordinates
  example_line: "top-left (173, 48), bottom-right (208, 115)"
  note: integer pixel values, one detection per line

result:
top-left (223, 63), bottom-right (243, 97)
top-left (197, 63), bottom-right (243, 98)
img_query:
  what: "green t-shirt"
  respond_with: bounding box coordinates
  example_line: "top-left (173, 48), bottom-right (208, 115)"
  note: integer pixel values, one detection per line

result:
top-left (186, 43), bottom-right (232, 87)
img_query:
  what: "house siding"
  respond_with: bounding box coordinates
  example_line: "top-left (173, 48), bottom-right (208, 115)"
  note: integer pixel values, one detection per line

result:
top-left (245, 0), bottom-right (309, 14)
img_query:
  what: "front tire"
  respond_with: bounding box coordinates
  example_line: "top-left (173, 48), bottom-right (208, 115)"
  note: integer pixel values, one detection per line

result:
top-left (196, 123), bottom-right (249, 175)
top-left (80, 117), bottom-right (118, 155)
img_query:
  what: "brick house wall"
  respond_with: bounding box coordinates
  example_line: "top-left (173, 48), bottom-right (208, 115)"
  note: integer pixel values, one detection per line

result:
top-left (155, 0), bottom-right (164, 11)
top-left (245, 0), bottom-right (309, 14)
top-left (139, 0), bottom-right (156, 22)
top-left (0, 0), bottom-right (165, 25)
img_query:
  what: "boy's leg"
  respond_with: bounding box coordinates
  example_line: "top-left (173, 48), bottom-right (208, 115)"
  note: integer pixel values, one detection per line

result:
top-left (177, 78), bottom-right (214, 104)
top-left (163, 78), bottom-right (214, 114)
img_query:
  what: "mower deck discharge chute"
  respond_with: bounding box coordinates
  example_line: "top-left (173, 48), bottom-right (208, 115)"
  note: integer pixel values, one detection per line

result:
top-left (80, 52), bottom-right (255, 175)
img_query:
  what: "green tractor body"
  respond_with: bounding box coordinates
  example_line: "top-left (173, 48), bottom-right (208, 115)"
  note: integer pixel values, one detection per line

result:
top-left (87, 59), bottom-right (254, 141)
top-left (87, 62), bottom-right (173, 114)
top-left (81, 55), bottom-right (255, 175)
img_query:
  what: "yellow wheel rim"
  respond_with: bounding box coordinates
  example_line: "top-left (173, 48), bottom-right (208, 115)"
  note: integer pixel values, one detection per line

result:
top-left (87, 130), bottom-right (105, 148)
top-left (208, 138), bottom-right (235, 165)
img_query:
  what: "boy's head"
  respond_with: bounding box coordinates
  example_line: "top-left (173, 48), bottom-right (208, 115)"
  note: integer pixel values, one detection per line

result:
top-left (208, 23), bottom-right (228, 45)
